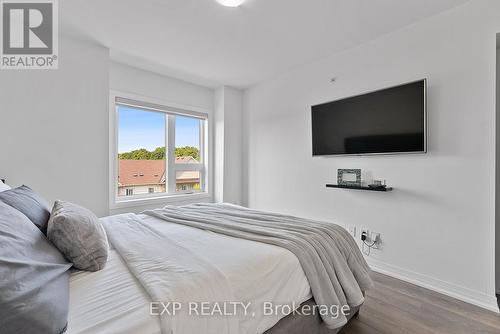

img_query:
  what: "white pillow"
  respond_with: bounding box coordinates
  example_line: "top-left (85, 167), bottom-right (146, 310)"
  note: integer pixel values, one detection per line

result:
top-left (47, 200), bottom-right (108, 271)
top-left (0, 182), bottom-right (11, 192)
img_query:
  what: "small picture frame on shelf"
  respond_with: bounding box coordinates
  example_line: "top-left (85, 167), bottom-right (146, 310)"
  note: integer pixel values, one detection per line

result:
top-left (337, 169), bottom-right (361, 187)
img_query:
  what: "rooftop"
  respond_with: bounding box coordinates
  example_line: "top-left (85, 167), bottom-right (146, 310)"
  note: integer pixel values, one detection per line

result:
top-left (118, 157), bottom-right (199, 187)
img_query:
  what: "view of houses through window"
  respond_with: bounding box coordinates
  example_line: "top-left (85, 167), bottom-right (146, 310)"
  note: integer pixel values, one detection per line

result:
top-left (117, 103), bottom-right (205, 198)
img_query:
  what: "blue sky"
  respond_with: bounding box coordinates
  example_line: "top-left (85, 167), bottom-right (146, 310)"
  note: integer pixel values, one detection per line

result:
top-left (118, 106), bottom-right (200, 153)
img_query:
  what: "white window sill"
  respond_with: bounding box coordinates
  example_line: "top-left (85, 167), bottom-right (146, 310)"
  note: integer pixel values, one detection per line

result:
top-left (110, 192), bottom-right (212, 210)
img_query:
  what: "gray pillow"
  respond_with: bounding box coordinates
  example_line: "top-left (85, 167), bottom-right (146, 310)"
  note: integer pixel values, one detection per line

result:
top-left (47, 200), bottom-right (108, 272)
top-left (0, 185), bottom-right (51, 234)
top-left (0, 201), bottom-right (72, 334)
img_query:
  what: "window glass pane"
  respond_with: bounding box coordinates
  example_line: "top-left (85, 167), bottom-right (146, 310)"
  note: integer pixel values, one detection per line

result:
top-left (117, 105), bottom-right (166, 197)
top-left (175, 115), bottom-right (201, 163)
top-left (176, 171), bottom-right (201, 192)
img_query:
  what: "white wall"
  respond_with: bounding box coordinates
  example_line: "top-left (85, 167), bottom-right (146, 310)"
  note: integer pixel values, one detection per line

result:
top-left (223, 87), bottom-right (243, 205)
top-left (214, 87), bottom-right (225, 203)
top-left (0, 36), bottom-right (109, 216)
top-left (214, 86), bottom-right (243, 205)
top-left (0, 52), bottom-right (239, 216)
top-left (496, 45), bottom-right (500, 292)
top-left (244, 0), bottom-right (500, 311)
top-left (110, 62), bottom-right (214, 111)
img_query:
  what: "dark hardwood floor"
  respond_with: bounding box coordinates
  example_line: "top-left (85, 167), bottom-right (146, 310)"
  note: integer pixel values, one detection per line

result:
top-left (340, 272), bottom-right (500, 334)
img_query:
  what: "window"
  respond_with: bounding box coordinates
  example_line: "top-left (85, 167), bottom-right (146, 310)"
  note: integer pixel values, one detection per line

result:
top-left (112, 95), bottom-right (208, 205)
top-left (118, 106), bottom-right (166, 198)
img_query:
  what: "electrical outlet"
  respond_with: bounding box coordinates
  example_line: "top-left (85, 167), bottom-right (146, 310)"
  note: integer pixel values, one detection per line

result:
top-left (361, 228), bottom-right (370, 242)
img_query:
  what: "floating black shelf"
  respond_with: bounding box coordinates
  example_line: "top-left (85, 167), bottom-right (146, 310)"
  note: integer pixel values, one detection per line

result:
top-left (326, 184), bottom-right (393, 192)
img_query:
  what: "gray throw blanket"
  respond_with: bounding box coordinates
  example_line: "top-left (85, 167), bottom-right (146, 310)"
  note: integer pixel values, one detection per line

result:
top-left (144, 203), bottom-right (373, 329)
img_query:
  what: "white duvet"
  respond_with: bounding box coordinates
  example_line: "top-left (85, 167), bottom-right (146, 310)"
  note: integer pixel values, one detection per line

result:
top-left (68, 213), bottom-right (311, 334)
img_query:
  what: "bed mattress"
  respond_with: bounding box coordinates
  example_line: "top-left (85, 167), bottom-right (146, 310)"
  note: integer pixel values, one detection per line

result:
top-left (68, 214), bottom-right (312, 334)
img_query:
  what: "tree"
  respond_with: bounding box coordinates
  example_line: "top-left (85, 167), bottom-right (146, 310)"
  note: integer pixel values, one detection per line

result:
top-left (175, 146), bottom-right (199, 160)
top-left (118, 146), bottom-right (199, 161)
top-left (119, 148), bottom-right (154, 160)
top-left (151, 147), bottom-right (166, 160)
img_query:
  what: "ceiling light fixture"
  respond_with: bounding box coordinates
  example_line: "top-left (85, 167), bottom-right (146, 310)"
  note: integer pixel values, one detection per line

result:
top-left (216, 0), bottom-right (245, 7)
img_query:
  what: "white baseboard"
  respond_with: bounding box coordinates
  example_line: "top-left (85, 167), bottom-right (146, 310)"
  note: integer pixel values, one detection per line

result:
top-left (366, 257), bottom-right (499, 313)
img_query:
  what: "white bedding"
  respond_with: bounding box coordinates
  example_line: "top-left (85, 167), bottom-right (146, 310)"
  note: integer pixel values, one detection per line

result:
top-left (68, 214), bottom-right (311, 334)
top-left (68, 249), bottom-right (161, 334)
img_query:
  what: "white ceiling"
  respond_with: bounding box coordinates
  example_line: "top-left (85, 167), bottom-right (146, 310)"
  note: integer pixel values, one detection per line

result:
top-left (61, 0), bottom-right (470, 88)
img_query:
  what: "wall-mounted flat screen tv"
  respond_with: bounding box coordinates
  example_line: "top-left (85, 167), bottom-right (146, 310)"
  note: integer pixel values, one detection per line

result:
top-left (311, 79), bottom-right (427, 156)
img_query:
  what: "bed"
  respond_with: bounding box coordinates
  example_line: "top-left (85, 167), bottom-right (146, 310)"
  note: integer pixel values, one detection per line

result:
top-left (67, 203), bottom-right (372, 334)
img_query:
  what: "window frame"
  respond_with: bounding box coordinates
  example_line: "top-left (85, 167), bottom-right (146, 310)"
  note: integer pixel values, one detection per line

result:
top-left (109, 91), bottom-right (212, 210)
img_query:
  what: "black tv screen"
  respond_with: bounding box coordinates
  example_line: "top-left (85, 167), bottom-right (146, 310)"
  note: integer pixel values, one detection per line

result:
top-left (311, 79), bottom-right (426, 156)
